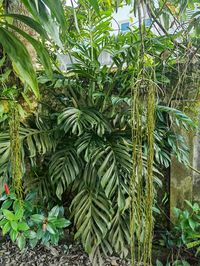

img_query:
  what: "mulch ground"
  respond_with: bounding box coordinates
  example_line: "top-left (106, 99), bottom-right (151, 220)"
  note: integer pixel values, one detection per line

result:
top-left (0, 241), bottom-right (130, 266)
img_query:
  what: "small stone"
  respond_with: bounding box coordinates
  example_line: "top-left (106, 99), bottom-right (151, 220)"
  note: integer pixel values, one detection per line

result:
top-left (111, 259), bottom-right (118, 266)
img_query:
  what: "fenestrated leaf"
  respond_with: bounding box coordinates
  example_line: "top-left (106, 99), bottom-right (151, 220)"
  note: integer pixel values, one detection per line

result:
top-left (58, 107), bottom-right (111, 137)
top-left (108, 207), bottom-right (130, 254)
top-left (0, 28), bottom-right (39, 98)
top-left (93, 141), bottom-right (131, 198)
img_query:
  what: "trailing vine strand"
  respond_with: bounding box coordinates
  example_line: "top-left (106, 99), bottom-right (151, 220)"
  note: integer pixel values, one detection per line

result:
top-left (130, 80), bottom-right (156, 266)
top-left (130, 6), bottom-right (156, 262)
top-left (9, 101), bottom-right (23, 199)
top-left (144, 83), bottom-right (155, 265)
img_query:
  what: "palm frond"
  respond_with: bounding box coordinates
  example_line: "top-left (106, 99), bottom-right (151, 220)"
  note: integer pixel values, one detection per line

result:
top-left (71, 186), bottom-right (112, 253)
top-left (49, 147), bottom-right (81, 199)
top-left (58, 107), bottom-right (111, 136)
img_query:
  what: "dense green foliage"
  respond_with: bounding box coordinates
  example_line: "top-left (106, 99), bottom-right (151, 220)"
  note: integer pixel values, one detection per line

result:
top-left (0, 28), bottom-right (196, 262)
top-left (161, 201), bottom-right (200, 254)
top-left (0, 0), bottom-right (200, 265)
top-left (0, 187), bottom-right (70, 250)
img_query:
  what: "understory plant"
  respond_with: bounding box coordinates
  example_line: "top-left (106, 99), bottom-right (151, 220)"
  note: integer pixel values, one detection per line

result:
top-left (159, 201), bottom-right (200, 264)
top-left (0, 184), bottom-right (70, 250)
top-left (173, 201), bottom-right (200, 254)
top-left (156, 259), bottom-right (190, 266)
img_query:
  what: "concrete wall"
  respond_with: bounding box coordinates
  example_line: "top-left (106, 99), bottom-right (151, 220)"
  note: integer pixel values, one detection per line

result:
top-left (170, 103), bottom-right (200, 220)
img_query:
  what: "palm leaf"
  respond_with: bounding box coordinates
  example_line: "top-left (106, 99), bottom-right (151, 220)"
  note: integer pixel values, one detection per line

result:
top-left (71, 187), bottom-right (112, 253)
top-left (0, 27), bottom-right (39, 98)
top-left (108, 207), bottom-right (130, 254)
top-left (21, 0), bottom-right (64, 48)
top-left (0, 14), bottom-right (48, 38)
top-left (5, 23), bottom-right (52, 78)
top-left (58, 107), bottom-right (111, 136)
top-left (49, 147), bottom-right (81, 199)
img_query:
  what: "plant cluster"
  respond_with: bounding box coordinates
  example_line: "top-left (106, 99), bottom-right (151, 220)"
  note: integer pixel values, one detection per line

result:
top-left (0, 184), bottom-right (70, 250)
top-left (158, 201), bottom-right (200, 265)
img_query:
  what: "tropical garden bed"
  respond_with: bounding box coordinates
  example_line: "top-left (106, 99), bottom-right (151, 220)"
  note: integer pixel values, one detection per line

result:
top-left (0, 0), bottom-right (200, 265)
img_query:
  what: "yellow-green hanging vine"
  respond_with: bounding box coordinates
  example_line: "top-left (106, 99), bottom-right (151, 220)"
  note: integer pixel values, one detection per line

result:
top-left (130, 81), bottom-right (156, 266)
top-left (130, 5), bottom-right (156, 265)
top-left (9, 101), bottom-right (23, 199)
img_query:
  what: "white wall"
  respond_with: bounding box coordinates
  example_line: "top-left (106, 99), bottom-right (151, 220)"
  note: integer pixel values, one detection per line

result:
top-left (110, 5), bottom-right (158, 35)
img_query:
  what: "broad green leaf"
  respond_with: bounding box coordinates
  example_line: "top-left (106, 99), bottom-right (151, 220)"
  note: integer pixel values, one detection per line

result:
top-left (188, 218), bottom-right (196, 231)
top-left (156, 260), bottom-right (163, 266)
top-left (11, 221), bottom-right (18, 231)
top-left (31, 214), bottom-right (45, 223)
top-left (42, 0), bottom-right (66, 32)
top-left (46, 223), bottom-right (55, 234)
top-left (18, 222), bottom-right (29, 231)
top-left (0, 219), bottom-right (7, 227)
top-left (48, 206), bottom-right (60, 218)
top-left (28, 230), bottom-right (37, 239)
top-left (10, 229), bottom-right (18, 242)
top-left (36, 228), bottom-right (45, 239)
top-left (3, 209), bottom-right (15, 221)
top-left (50, 233), bottom-right (59, 245)
top-left (52, 218), bottom-right (71, 228)
top-left (29, 238), bottom-right (38, 248)
top-left (21, 0), bottom-right (63, 48)
top-left (15, 208), bottom-right (24, 221)
top-left (0, 28), bottom-right (39, 98)
top-left (2, 199), bottom-right (12, 210)
top-left (17, 235), bottom-right (26, 250)
top-left (13, 200), bottom-right (21, 213)
top-left (2, 221), bottom-right (11, 235)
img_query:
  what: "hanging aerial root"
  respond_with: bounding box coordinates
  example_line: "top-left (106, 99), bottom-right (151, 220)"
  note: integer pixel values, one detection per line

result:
top-left (143, 83), bottom-right (155, 266)
top-left (130, 82), bottom-right (155, 266)
top-left (130, 83), bottom-right (144, 265)
top-left (9, 101), bottom-right (23, 200)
